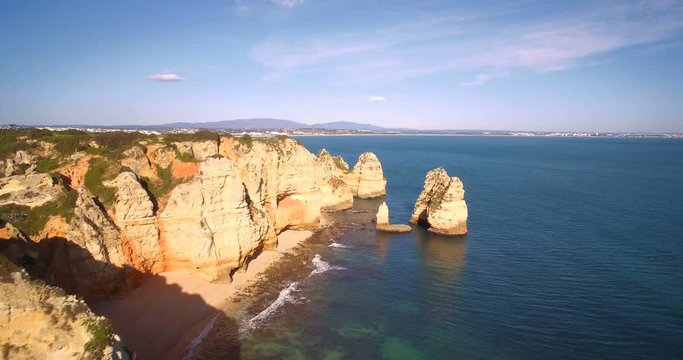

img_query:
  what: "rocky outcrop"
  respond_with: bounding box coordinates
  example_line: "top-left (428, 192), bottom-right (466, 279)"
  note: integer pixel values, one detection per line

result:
top-left (3, 158), bottom-right (13, 177)
top-left (220, 137), bottom-right (326, 233)
top-left (160, 157), bottom-right (272, 282)
top-left (316, 149), bottom-right (349, 177)
top-left (0, 221), bottom-right (38, 267)
top-left (274, 140), bottom-right (323, 230)
top-left (60, 153), bottom-right (92, 189)
top-left (13, 150), bottom-right (34, 165)
top-left (174, 140), bottom-right (219, 161)
top-left (0, 254), bottom-right (129, 360)
top-left (62, 189), bottom-right (129, 298)
top-left (318, 175), bottom-right (354, 212)
top-left (121, 146), bottom-right (155, 179)
top-left (0, 173), bottom-right (63, 207)
top-left (107, 172), bottom-right (163, 273)
top-left (375, 202), bottom-right (412, 233)
top-left (149, 144), bottom-right (177, 169)
top-left (344, 152), bottom-right (387, 199)
top-left (410, 168), bottom-right (468, 236)
top-left (376, 202), bottom-right (389, 225)
top-left (316, 149), bottom-right (354, 211)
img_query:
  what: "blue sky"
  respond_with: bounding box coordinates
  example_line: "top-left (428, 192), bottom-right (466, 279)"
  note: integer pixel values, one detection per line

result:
top-left (1, 0), bottom-right (682, 132)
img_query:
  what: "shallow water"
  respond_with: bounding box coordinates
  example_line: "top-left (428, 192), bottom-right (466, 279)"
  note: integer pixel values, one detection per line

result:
top-left (204, 136), bottom-right (683, 359)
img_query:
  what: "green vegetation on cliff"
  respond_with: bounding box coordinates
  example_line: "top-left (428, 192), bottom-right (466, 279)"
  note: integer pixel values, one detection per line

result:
top-left (0, 128), bottom-right (157, 160)
top-left (83, 158), bottom-right (119, 207)
top-left (163, 130), bottom-right (221, 144)
top-left (238, 134), bottom-right (254, 149)
top-left (0, 190), bottom-right (78, 236)
top-left (174, 148), bottom-right (200, 163)
top-left (143, 164), bottom-right (185, 201)
top-left (83, 317), bottom-right (115, 359)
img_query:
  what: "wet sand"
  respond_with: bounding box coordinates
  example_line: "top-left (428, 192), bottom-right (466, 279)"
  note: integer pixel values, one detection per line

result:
top-left (91, 230), bottom-right (313, 359)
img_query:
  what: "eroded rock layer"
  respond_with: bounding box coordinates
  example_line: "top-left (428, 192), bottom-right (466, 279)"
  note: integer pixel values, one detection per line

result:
top-left (160, 157), bottom-right (271, 282)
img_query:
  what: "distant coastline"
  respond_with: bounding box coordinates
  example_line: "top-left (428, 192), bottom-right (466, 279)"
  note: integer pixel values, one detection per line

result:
top-left (3, 123), bottom-right (682, 139)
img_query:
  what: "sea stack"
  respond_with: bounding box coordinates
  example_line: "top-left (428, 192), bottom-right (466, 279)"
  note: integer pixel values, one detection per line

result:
top-left (410, 167), bottom-right (468, 236)
top-left (375, 202), bottom-right (412, 233)
top-left (344, 152), bottom-right (387, 199)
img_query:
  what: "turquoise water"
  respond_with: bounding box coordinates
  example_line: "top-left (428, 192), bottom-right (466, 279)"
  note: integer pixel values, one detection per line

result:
top-left (236, 136), bottom-right (683, 359)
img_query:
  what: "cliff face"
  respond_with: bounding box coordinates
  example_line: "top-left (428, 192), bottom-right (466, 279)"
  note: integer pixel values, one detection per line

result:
top-left (219, 138), bottom-right (359, 232)
top-left (160, 157), bottom-right (272, 282)
top-left (0, 254), bottom-right (129, 360)
top-left (175, 140), bottom-right (219, 161)
top-left (107, 172), bottom-right (163, 273)
top-left (0, 133), bottom-right (386, 291)
top-left (62, 190), bottom-right (130, 298)
top-left (410, 167), bottom-right (468, 236)
top-left (316, 149), bottom-right (354, 211)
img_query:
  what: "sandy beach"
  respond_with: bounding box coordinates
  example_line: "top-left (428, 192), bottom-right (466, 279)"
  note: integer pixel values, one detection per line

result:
top-left (91, 229), bottom-right (314, 360)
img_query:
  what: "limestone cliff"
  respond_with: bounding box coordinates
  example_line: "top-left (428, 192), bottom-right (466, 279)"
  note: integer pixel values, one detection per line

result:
top-left (174, 140), bottom-right (219, 161)
top-left (220, 137), bottom-right (349, 233)
top-left (160, 157), bottom-right (272, 282)
top-left (1, 132), bottom-right (387, 289)
top-left (60, 189), bottom-right (130, 298)
top-left (120, 146), bottom-right (155, 179)
top-left (106, 172), bottom-right (163, 273)
top-left (316, 149), bottom-right (354, 211)
top-left (410, 167), bottom-right (468, 236)
top-left (344, 152), bottom-right (387, 199)
top-left (0, 254), bottom-right (129, 360)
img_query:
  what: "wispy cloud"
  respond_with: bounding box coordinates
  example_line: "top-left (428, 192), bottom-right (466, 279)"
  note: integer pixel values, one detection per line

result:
top-left (460, 73), bottom-right (491, 87)
top-left (145, 73), bottom-right (184, 82)
top-left (272, 0), bottom-right (304, 8)
top-left (369, 96), bottom-right (386, 102)
top-left (250, 1), bottom-right (683, 84)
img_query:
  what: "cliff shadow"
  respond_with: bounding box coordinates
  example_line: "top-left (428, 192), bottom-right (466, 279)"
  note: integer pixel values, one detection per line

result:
top-left (1, 235), bottom-right (240, 360)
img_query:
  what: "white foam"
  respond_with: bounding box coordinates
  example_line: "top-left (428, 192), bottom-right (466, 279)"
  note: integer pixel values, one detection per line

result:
top-left (242, 282), bottom-right (300, 331)
top-left (183, 315), bottom-right (217, 360)
top-left (328, 242), bottom-right (350, 249)
top-left (310, 254), bottom-right (345, 276)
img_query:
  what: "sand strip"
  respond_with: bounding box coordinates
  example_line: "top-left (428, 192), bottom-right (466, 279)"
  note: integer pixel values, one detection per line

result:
top-left (91, 230), bottom-right (313, 360)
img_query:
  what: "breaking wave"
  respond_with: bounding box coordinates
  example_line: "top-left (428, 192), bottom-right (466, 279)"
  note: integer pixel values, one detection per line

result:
top-left (310, 254), bottom-right (346, 276)
top-left (242, 282), bottom-right (300, 331)
top-left (183, 315), bottom-right (218, 359)
top-left (328, 242), bottom-right (350, 249)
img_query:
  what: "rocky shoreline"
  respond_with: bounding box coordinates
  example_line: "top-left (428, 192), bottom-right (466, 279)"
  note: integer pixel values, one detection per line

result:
top-left (0, 128), bottom-right (468, 359)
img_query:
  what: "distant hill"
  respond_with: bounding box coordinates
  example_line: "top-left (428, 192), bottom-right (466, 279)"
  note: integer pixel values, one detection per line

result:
top-left (158, 118), bottom-right (402, 131)
top-left (161, 118), bottom-right (306, 130)
top-left (309, 121), bottom-right (390, 131)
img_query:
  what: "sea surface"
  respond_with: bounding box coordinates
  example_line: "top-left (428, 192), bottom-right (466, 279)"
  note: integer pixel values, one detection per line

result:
top-left (214, 136), bottom-right (683, 359)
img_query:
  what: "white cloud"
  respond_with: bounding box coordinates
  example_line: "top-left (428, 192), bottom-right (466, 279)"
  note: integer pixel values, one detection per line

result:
top-left (145, 73), bottom-right (184, 82)
top-left (370, 96), bottom-right (386, 102)
top-left (460, 73), bottom-right (491, 87)
top-left (272, 0), bottom-right (304, 8)
top-left (251, 1), bottom-right (683, 84)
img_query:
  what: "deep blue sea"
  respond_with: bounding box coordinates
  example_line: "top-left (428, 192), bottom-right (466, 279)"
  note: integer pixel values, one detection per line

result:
top-left (234, 136), bottom-right (683, 360)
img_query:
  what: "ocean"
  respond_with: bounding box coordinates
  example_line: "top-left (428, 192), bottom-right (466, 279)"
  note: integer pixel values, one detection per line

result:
top-left (206, 136), bottom-right (683, 359)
